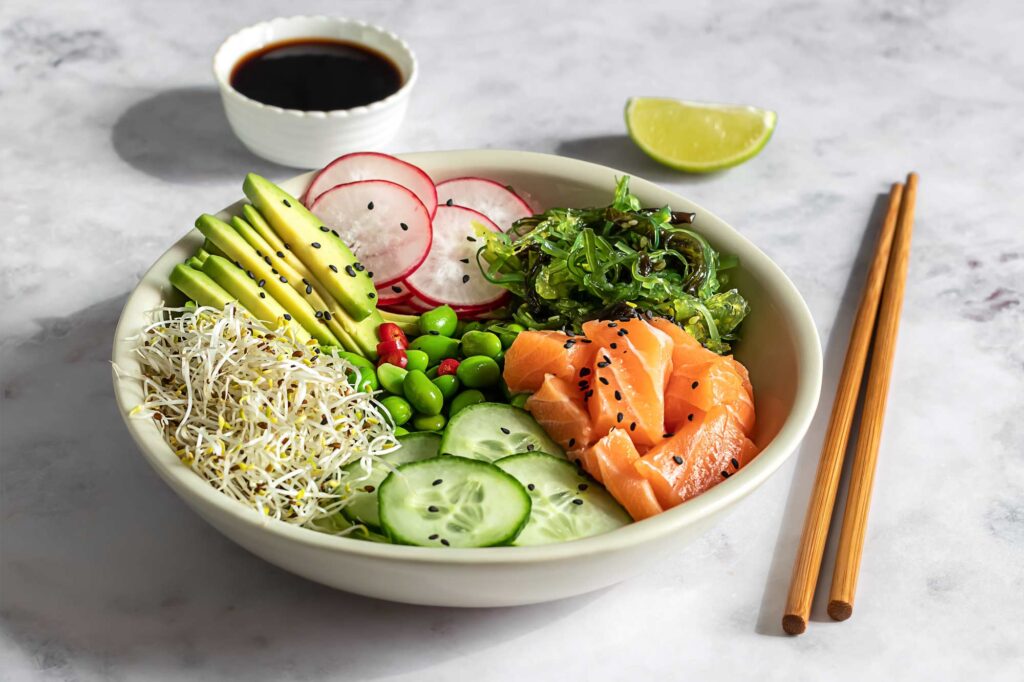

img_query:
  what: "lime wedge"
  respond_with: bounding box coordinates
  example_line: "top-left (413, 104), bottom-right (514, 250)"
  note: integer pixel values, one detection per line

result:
top-left (625, 98), bottom-right (777, 173)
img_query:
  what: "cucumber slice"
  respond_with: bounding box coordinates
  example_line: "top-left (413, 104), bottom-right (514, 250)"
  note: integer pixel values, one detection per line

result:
top-left (439, 403), bottom-right (565, 463)
top-left (341, 433), bottom-right (440, 530)
top-left (496, 453), bottom-right (631, 545)
top-left (378, 455), bottom-right (531, 547)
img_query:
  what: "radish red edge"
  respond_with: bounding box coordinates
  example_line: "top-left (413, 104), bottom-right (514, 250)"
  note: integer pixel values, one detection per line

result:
top-left (303, 152), bottom-right (439, 217)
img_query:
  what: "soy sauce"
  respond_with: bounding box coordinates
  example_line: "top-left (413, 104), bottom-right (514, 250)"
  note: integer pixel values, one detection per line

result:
top-left (230, 38), bottom-right (403, 112)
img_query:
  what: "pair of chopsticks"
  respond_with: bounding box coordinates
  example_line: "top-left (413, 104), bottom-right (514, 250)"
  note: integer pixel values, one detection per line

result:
top-left (782, 173), bottom-right (919, 635)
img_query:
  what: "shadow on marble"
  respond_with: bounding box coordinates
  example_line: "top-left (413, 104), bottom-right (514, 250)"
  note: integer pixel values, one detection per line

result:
top-left (0, 295), bottom-right (595, 677)
top-left (111, 86), bottom-right (289, 184)
top-left (753, 192), bottom-right (892, 636)
top-left (555, 134), bottom-right (724, 185)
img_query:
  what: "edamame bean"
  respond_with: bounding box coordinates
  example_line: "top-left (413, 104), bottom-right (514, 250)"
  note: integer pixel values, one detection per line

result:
top-left (377, 363), bottom-right (408, 395)
top-left (432, 374), bottom-right (460, 400)
top-left (336, 351), bottom-right (379, 392)
top-left (418, 305), bottom-right (458, 337)
top-left (449, 389), bottom-right (486, 416)
top-left (460, 330), bottom-right (503, 359)
top-left (405, 349), bottom-right (430, 373)
top-left (403, 370), bottom-right (444, 416)
top-left (456, 355), bottom-right (501, 388)
top-left (458, 321), bottom-right (482, 337)
top-left (380, 395), bottom-right (412, 426)
top-left (408, 334), bottom-right (460, 365)
top-left (411, 413), bottom-right (447, 432)
top-left (510, 393), bottom-right (530, 409)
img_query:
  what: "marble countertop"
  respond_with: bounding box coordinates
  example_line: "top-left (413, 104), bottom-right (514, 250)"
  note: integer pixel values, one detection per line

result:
top-left (2, 0), bottom-right (1022, 679)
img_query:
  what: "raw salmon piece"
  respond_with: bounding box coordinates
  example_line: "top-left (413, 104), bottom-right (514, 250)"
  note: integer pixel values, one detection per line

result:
top-left (570, 445), bottom-right (603, 484)
top-left (503, 330), bottom-right (595, 393)
top-left (588, 429), bottom-right (664, 520)
top-left (582, 319), bottom-right (674, 394)
top-left (586, 345), bottom-right (665, 447)
top-left (637, 405), bottom-right (756, 508)
top-left (525, 373), bottom-right (595, 452)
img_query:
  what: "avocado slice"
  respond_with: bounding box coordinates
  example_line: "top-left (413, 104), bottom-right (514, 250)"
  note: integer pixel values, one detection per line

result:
top-left (195, 214), bottom-right (340, 347)
top-left (203, 238), bottom-right (228, 259)
top-left (228, 215), bottom-right (360, 353)
top-left (194, 247), bottom-right (211, 265)
top-left (184, 255), bottom-right (205, 271)
top-left (230, 212), bottom-right (383, 358)
top-left (201, 255), bottom-right (310, 344)
top-left (169, 264), bottom-right (235, 309)
top-left (242, 174), bottom-right (377, 322)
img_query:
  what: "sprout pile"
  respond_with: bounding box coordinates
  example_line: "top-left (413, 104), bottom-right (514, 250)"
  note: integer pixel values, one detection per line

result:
top-left (126, 304), bottom-right (398, 528)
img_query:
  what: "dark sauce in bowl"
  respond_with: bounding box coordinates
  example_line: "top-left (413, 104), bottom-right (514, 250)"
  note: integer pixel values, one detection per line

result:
top-left (230, 38), bottom-right (403, 112)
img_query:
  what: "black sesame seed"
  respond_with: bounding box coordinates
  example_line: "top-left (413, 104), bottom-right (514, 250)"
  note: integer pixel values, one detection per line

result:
top-left (428, 330), bottom-right (439, 336)
top-left (603, 354), bottom-right (611, 364)
top-left (258, 279), bottom-right (266, 287)
top-left (466, 236), bottom-right (477, 242)
top-left (368, 292), bottom-right (376, 299)
top-left (564, 341), bottom-right (575, 349)
top-left (607, 322), bottom-right (618, 328)
top-left (616, 412), bottom-right (624, 423)
top-left (271, 268), bottom-right (279, 275)
top-left (462, 274), bottom-right (470, 284)
top-left (283, 314), bottom-right (292, 321)
top-left (579, 338), bottom-right (592, 344)
top-left (306, 285), bottom-right (313, 294)
top-left (664, 432), bottom-right (675, 439)
top-left (282, 199), bottom-right (291, 207)
top-left (578, 483), bottom-right (588, 491)
top-left (597, 361), bottom-right (610, 368)
top-left (572, 498), bottom-right (585, 506)
top-left (320, 226), bottom-right (329, 232)
top-left (234, 260), bottom-right (242, 268)
top-left (460, 258), bottom-right (470, 263)
top-left (279, 275), bottom-right (288, 283)
top-left (568, 438), bottom-right (576, 447)
top-left (256, 250), bottom-right (263, 257)
top-left (367, 201), bottom-right (374, 210)
top-left (526, 443), bottom-right (535, 451)
top-left (500, 427), bottom-right (510, 434)
top-left (400, 222), bottom-right (409, 231)
top-left (691, 381), bottom-right (699, 389)
top-left (315, 311), bottom-right (324, 319)
top-left (311, 242), bottom-right (321, 249)
top-left (264, 256), bottom-right (272, 265)
top-left (584, 389), bottom-right (594, 398)
top-left (721, 471), bottom-right (731, 478)
top-left (578, 380), bottom-right (589, 388)
top-left (363, 485), bottom-right (375, 493)
top-left (441, 539), bottom-right (450, 546)
top-left (391, 285), bottom-right (402, 293)
top-left (673, 455), bottom-right (684, 465)
top-left (331, 230), bottom-right (339, 238)
top-left (446, 198), bottom-right (454, 206)
top-left (429, 533), bottom-right (439, 540)
top-left (247, 270), bottom-right (255, 279)
top-left (302, 278), bottom-right (309, 285)
top-left (599, 377), bottom-right (610, 385)
top-left (688, 413), bottom-right (695, 422)
top-left (614, 390), bottom-right (622, 401)
top-left (527, 483), bottom-right (535, 491)
top-left (259, 292), bottom-right (266, 299)
top-left (324, 311), bottom-right (332, 321)
top-left (329, 264), bottom-right (338, 273)
top-left (368, 271), bottom-right (374, 278)
top-left (573, 457), bottom-right (582, 466)
top-left (731, 457), bottom-right (740, 469)
top-left (610, 342), bottom-right (618, 349)
top-left (432, 479), bottom-right (443, 486)
top-left (579, 368), bottom-right (591, 377)
top-left (284, 243), bottom-right (291, 250)
top-left (629, 422), bottom-right (637, 431)
top-left (354, 263), bottom-right (365, 271)
top-left (276, 251), bottom-right (285, 258)
top-left (345, 265), bottom-right (356, 277)
top-left (428, 505), bottom-right (439, 513)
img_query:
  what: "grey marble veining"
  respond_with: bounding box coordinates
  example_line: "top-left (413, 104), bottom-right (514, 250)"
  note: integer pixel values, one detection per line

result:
top-left (2, 0), bottom-right (1022, 680)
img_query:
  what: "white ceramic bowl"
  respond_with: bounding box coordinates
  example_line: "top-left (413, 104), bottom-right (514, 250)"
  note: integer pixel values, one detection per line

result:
top-left (213, 16), bottom-right (417, 168)
top-left (112, 150), bottom-right (821, 607)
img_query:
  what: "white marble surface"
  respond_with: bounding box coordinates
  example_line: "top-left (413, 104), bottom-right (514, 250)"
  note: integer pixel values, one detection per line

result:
top-left (2, 0), bottom-right (1023, 679)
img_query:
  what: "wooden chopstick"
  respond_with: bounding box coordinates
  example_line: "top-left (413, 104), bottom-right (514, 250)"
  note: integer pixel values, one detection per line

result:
top-left (781, 181), bottom-right (906, 636)
top-left (827, 172), bottom-right (918, 620)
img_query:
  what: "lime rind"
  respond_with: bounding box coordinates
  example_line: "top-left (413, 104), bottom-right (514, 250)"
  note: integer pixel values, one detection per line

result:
top-left (625, 98), bottom-right (777, 173)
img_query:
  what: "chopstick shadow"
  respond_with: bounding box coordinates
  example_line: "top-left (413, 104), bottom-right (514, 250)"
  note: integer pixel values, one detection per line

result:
top-left (753, 193), bottom-right (892, 636)
top-left (0, 294), bottom-right (598, 678)
top-left (110, 86), bottom-right (290, 183)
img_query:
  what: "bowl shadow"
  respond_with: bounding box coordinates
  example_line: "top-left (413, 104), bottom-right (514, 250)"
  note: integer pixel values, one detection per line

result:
top-left (111, 86), bottom-right (289, 184)
top-left (555, 134), bottom-right (725, 185)
top-left (753, 192), bottom-right (892, 636)
top-left (0, 295), bottom-right (597, 678)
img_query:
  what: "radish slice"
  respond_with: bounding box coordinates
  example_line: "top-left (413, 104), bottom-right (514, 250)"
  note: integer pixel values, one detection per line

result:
top-left (435, 177), bottom-right (533, 230)
top-left (405, 205), bottom-right (507, 308)
top-left (305, 152), bottom-right (438, 216)
top-left (377, 280), bottom-right (412, 305)
top-left (310, 180), bottom-right (431, 287)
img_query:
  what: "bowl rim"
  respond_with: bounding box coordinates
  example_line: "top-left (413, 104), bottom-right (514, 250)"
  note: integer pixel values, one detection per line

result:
top-left (212, 15), bottom-right (419, 119)
top-left (112, 149), bottom-right (822, 565)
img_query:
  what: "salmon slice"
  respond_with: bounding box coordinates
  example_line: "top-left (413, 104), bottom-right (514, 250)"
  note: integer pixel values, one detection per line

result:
top-left (650, 317), bottom-right (755, 435)
top-left (637, 405), bottom-right (757, 509)
top-left (588, 429), bottom-right (664, 520)
top-left (570, 445), bottom-right (603, 484)
top-left (525, 373), bottom-right (595, 452)
top-left (581, 320), bottom-right (673, 447)
top-left (503, 330), bottom-right (595, 393)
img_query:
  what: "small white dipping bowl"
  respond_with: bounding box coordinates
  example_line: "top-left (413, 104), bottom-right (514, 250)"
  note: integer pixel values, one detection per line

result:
top-left (113, 151), bottom-right (822, 607)
top-left (213, 16), bottom-right (417, 168)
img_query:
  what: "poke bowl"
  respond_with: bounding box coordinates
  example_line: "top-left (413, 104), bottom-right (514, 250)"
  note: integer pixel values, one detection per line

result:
top-left (112, 149), bottom-right (821, 607)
